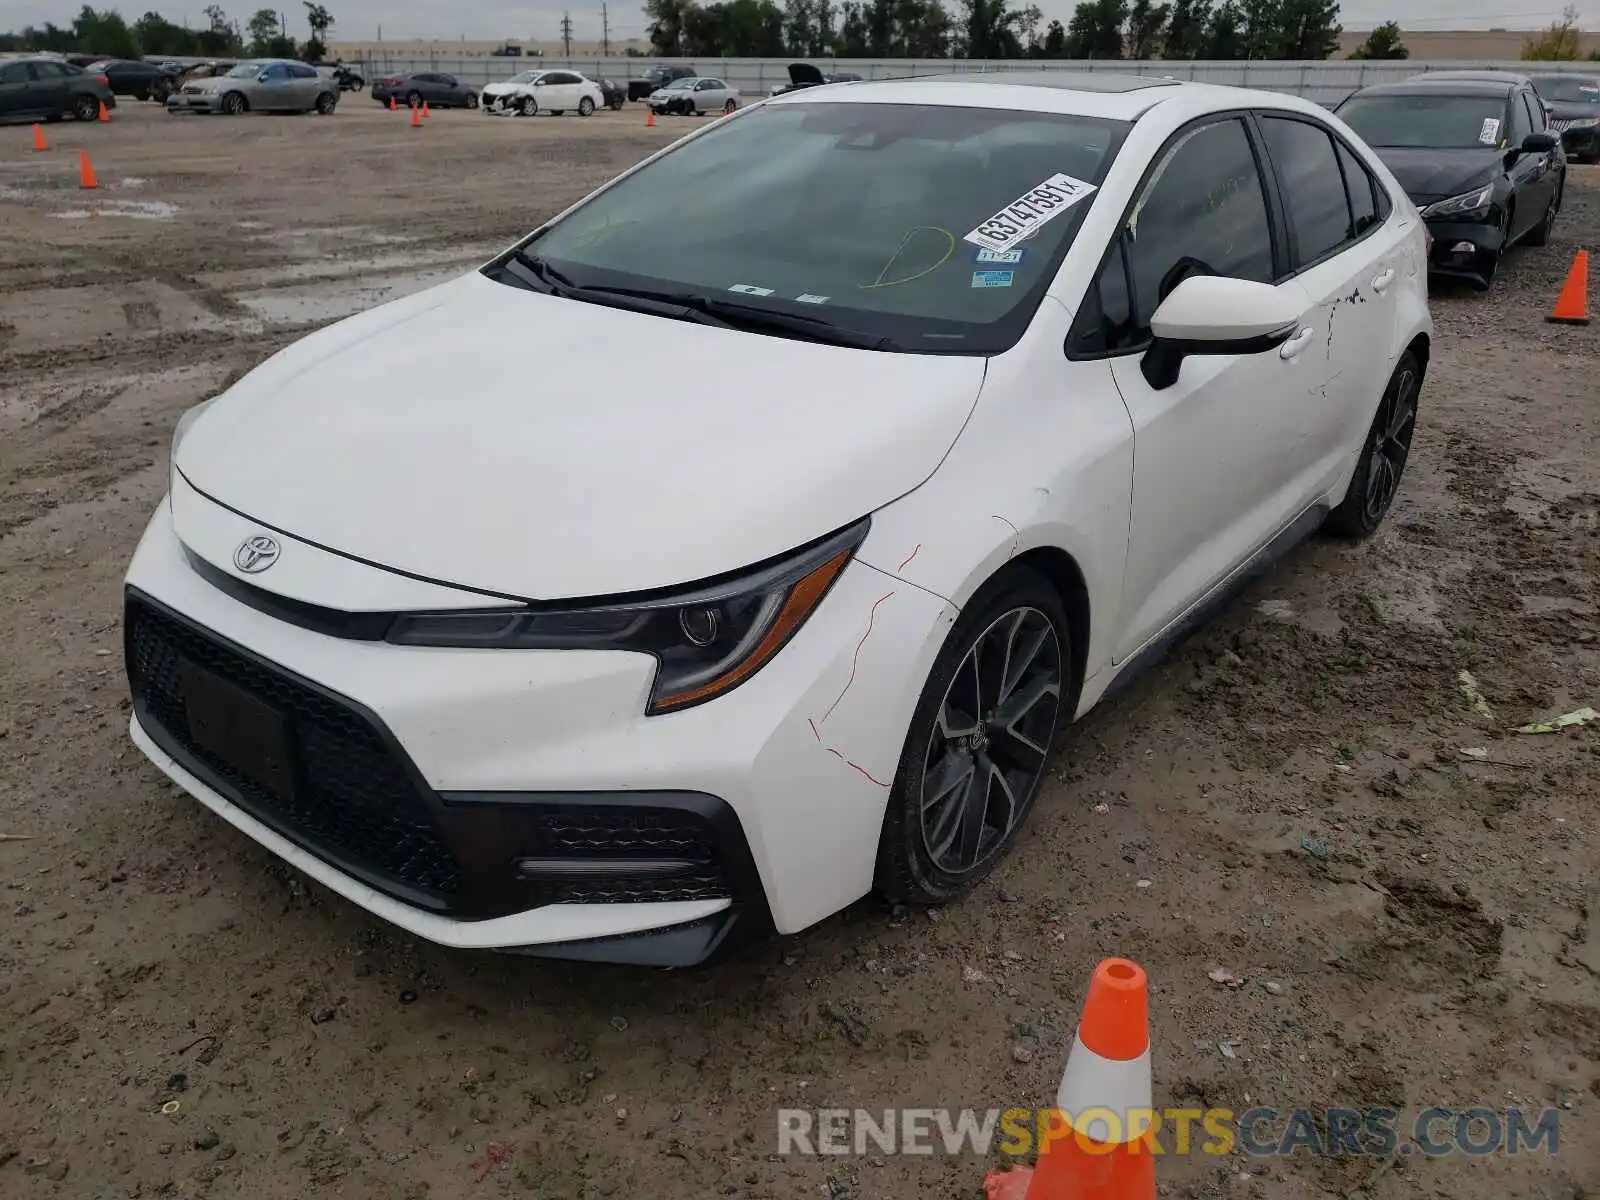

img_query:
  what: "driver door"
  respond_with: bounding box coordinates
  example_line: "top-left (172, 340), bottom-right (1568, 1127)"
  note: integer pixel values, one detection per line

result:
top-left (1095, 116), bottom-right (1321, 662)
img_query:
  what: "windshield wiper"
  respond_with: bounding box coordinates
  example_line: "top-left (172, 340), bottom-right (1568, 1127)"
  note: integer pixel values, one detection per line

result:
top-left (506, 254), bottom-right (900, 350)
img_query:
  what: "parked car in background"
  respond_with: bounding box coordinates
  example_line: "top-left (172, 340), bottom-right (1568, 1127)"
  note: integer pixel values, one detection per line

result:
top-left (167, 58), bottom-right (339, 116)
top-left (481, 68), bottom-right (605, 117)
top-left (769, 62), bottom-right (863, 97)
top-left (86, 57), bottom-right (180, 103)
top-left (1337, 74), bottom-right (1564, 289)
top-left (647, 75), bottom-right (739, 116)
top-left (323, 61), bottom-right (365, 92)
top-left (1527, 73), bottom-right (1600, 164)
top-left (0, 57), bottom-right (115, 122)
top-left (128, 73), bottom-right (1431, 966)
top-left (628, 63), bottom-right (694, 102)
top-left (371, 71), bottom-right (479, 109)
top-left (596, 75), bottom-right (626, 110)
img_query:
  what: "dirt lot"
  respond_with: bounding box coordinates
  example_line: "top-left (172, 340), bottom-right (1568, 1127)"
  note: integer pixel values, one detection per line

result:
top-left (1, 102), bottom-right (1597, 1200)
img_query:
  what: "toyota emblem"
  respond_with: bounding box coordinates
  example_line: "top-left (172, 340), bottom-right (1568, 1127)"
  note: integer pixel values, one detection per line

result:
top-left (234, 534), bottom-right (280, 574)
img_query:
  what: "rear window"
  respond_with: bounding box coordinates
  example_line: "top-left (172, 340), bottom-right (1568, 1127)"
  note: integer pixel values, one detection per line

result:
top-left (508, 101), bottom-right (1129, 355)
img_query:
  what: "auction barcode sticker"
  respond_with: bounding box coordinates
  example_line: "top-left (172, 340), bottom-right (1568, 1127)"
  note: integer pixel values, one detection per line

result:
top-left (964, 173), bottom-right (1098, 255)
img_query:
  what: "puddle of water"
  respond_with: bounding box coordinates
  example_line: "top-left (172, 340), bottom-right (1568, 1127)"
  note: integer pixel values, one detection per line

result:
top-left (232, 265), bottom-right (463, 325)
top-left (51, 199), bottom-right (179, 221)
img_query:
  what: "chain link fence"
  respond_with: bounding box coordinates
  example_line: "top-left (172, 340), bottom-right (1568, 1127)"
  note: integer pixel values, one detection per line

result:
top-left (346, 55), bottom-right (1600, 106)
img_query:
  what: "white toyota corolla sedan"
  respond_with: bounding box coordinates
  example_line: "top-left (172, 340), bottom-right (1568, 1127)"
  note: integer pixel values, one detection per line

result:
top-left (125, 73), bottom-right (1431, 966)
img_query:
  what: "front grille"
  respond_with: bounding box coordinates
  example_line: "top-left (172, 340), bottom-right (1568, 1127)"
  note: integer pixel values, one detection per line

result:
top-left (1551, 119), bottom-right (1572, 132)
top-left (126, 595), bottom-right (462, 898)
top-left (182, 85), bottom-right (202, 95)
top-left (508, 805), bottom-right (731, 905)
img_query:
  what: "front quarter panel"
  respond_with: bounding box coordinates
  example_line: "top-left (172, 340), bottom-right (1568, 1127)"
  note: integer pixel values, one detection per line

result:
top-left (856, 297), bottom-right (1134, 707)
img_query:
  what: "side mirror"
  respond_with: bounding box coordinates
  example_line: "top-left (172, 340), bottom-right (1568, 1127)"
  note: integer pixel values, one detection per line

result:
top-left (257, 72), bottom-right (271, 82)
top-left (1519, 132), bottom-right (1558, 154)
top-left (1141, 276), bottom-right (1303, 391)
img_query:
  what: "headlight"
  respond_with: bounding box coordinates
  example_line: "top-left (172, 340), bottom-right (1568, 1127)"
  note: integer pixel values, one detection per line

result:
top-left (1567, 117), bottom-right (1599, 130)
top-left (387, 518), bottom-right (869, 713)
top-left (1420, 184), bottom-right (1495, 220)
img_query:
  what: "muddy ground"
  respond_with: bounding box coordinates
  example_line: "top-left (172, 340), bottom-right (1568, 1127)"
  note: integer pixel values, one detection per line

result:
top-left (0, 102), bottom-right (1596, 1200)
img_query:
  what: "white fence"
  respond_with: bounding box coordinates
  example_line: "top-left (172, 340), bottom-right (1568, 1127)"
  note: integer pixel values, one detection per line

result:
top-left (346, 55), bottom-right (1600, 106)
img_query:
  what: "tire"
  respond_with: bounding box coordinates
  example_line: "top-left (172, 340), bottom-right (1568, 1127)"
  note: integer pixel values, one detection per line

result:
top-left (609, 95), bottom-right (623, 111)
top-left (151, 82), bottom-right (171, 104)
top-left (519, 96), bottom-right (537, 116)
top-left (221, 90), bottom-right (246, 116)
top-left (875, 568), bottom-right (1072, 906)
top-left (134, 89), bottom-right (150, 102)
top-left (578, 96), bottom-right (595, 116)
top-left (406, 90), bottom-right (422, 108)
top-left (1526, 182), bottom-right (1560, 247)
top-left (1324, 350), bottom-right (1422, 539)
top-left (723, 98), bottom-right (737, 114)
top-left (466, 92), bottom-right (479, 109)
top-left (314, 90), bottom-right (336, 115)
top-left (71, 93), bottom-right (99, 121)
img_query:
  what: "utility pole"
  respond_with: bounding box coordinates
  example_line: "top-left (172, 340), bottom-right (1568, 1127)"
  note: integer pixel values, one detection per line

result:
top-left (560, 11), bottom-right (573, 57)
top-left (601, 1), bottom-right (610, 56)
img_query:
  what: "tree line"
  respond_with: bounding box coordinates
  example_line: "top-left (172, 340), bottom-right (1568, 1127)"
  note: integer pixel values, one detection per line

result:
top-left (0, 3), bottom-right (335, 62)
top-left (642, 0), bottom-right (1349, 60)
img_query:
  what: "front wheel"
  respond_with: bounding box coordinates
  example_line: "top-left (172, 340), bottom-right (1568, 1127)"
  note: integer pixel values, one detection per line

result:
top-left (875, 570), bottom-right (1071, 905)
top-left (221, 90), bottom-right (246, 116)
top-left (406, 90), bottom-right (422, 108)
top-left (1526, 183), bottom-right (1561, 247)
top-left (578, 96), bottom-right (595, 116)
top-left (465, 92), bottom-right (479, 109)
top-left (609, 95), bottom-right (624, 111)
top-left (1324, 350), bottom-right (1422, 539)
top-left (723, 98), bottom-right (737, 114)
top-left (519, 96), bottom-right (537, 117)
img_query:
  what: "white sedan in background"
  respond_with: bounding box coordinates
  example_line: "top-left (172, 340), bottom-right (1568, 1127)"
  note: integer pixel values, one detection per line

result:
top-left (126, 73), bottom-right (1430, 967)
top-left (648, 75), bottom-right (740, 115)
top-left (482, 68), bottom-right (604, 117)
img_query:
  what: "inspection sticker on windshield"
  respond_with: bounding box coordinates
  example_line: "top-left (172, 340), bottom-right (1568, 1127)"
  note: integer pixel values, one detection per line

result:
top-left (975, 247), bottom-right (1024, 264)
top-left (971, 270), bottom-right (1015, 289)
top-left (1479, 117), bottom-right (1501, 145)
top-left (728, 283), bottom-right (774, 297)
top-left (795, 293), bottom-right (830, 304)
top-left (964, 173), bottom-right (1097, 255)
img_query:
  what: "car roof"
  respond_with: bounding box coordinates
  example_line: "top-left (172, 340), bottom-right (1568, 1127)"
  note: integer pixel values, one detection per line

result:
top-left (766, 72), bottom-right (1324, 122)
top-left (1353, 78), bottom-right (1517, 98)
top-left (1409, 69), bottom-right (1530, 85)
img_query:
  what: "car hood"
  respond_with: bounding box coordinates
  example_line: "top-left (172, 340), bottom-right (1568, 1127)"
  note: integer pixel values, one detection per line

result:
top-left (482, 81), bottom-right (528, 93)
top-left (175, 271), bottom-right (987, 601)
top-left (1370, 146), bottom-right (1504, 205)
top-left (1547, 101), bottom-right (1600, 120)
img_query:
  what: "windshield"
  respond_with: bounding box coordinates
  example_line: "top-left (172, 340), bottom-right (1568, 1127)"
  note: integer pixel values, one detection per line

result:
top-left (1339, 93), bottom-right (1510, 148)
top-left (1531, 76), bottom-right (1600, 103)
top-left (227, 62), bottom-right (263, 78)
top-left (662, 77), bottom-right (695, 89)
top-left (499, 101), bottom-right (1127, 355)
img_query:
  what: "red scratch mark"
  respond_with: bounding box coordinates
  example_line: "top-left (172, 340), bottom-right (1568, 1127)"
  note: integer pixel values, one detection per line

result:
top-left (845, 760), bottom-right (892, 788)
top-left (818, 591), bottom-right (895, 727)
top-left (807, 717), bottom-right (821, 742)
top-left (472, 1141), bottom-right (517, 1184)
top-left (991, 514), bottom-right (1021, 561)
top-left (897, 544), bottom-right (922, 572)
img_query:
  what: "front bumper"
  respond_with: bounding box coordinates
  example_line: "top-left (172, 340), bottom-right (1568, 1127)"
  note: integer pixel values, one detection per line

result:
top-left (123, 492), bottom-right (953, 960)
top-left (1422, 216), bottom-right (1503, 285)
top-left (168, 92), bottom-right (225, 113)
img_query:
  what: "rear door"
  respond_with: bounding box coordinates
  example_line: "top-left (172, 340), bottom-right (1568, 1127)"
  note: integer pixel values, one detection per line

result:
top-left (289, 62), bottom-right (321, 106)
top-left (1515, 86), bottom-right (1560, 223)
top-left (0, 61), bottom-right (38, 117)
top-left (1254, 112), bottom-right (1410, 501)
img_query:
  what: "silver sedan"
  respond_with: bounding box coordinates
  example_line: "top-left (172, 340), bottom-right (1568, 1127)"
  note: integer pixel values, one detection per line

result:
top-left (167, 58), bottom-right (338, 116)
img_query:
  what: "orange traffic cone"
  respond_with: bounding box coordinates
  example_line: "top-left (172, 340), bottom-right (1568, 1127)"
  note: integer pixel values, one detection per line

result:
top-left (32, 123), bottom-right (48, 151)
top-left (388, 95), bottom-right (396, 111)
top-left (1546, 249), bottom-right (1590, 326)
top-left (78, 151), bottom-right (98, 190)
top-left (98, 100), bottom-right (111, 122)
top-left (646, 108), bottom-right (655, 128)
top-left (422, 100), bottom-right (430, 118)
top-left (984, 959), bottom-right (1156, 1200)
top-left (410, 104), bottom-right (422, 128)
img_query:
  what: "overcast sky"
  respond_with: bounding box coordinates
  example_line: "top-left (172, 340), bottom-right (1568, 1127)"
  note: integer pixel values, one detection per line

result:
top-left (0, 0), bottom-right (1589, 44)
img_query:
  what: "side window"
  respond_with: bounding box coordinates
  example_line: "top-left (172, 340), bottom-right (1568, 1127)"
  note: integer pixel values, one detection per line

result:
top-left (266, 64), bottom-right (291, 81)
top-left (291, 64), bottom-right (317, 78)
top-left (1506, 97), bottom-right (1528, 143)
top-left (1520, 90), bottom-right (1544, 132)
top-left (1335, 140), bottom-right (1379, 237)
top-left (1259, 116), bottom-right (1353, 268)
top-left (28, 62), bottom-right (65, 79)
top-left (1123, 118), bottom-right (1276, 339)
top-left (1070, 238), bottom-right (1137, 355)
top-left (2, 62), bottom-right (32, 83)
top-left (441, 75), bottom-right (457, 87)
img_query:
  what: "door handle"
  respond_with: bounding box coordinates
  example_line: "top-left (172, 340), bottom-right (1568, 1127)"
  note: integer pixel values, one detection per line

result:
top-left (1371, 268), bottom-right (1396, 293)
top-left (1278, 326), bottom-right (1315, 360)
